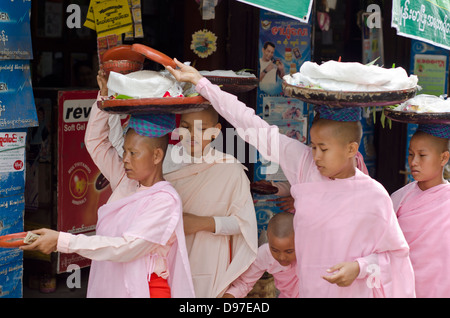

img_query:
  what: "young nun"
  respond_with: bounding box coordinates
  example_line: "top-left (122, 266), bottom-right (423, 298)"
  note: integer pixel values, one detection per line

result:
top-left (253, 146), bottom-right (369, 214)
top-left (109, 105), bottom-right (258, 298)
top-left (164, 107), bottom-right (258, 298)
top-left (167, 59), bottom-right (415, 298)
top-left (391, 124), bottom-right (450, 298)
top-left (223, 212), bottom-right (298, 298)
top-left (21, 70), bottom-right (195, 298)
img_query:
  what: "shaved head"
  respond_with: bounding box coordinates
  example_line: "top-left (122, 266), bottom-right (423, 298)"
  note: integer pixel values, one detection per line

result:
top-left (267, 212), bottom-right (294, 239)
top-left (312, 118), bottom-right (362, 146)
top-left (125, 128), bottom-right (169, 157)
top-left (413, 130), bottom-right (450, 154)
top-left (181, 105), bottom-right (219, 125)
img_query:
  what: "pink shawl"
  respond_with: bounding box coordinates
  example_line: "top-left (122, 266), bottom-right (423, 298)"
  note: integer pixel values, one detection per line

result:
top-left (87, 181), bottom-right (195, 298)
top-left (292, 169), bottom-right (415, 298)
top-left (392, 181), bottom-right (450, 297)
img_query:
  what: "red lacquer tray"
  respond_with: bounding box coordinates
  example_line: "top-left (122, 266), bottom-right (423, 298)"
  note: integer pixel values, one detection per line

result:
top-left (98, 95), bottom-right (211, 115)
top-left (101, 45), bottom-right (145, 63)
top-left (131, 43), bottom-right (176, 68)
top-left (100, 44), bottom-right (212, 114)
top-left (0, 232), bottom-right (27, 248)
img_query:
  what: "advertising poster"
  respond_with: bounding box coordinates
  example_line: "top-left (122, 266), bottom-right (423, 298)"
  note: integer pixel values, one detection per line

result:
top-left (254, 10), bottom-right (311, 243)
top-left (57, 91), bottom-right (112, 273)
top-left (0, 130), bottom-right (26, 241)
top-left (0, 131), bottom-right (26, 173)
top-left (255, 9), bottom-right (311, 184)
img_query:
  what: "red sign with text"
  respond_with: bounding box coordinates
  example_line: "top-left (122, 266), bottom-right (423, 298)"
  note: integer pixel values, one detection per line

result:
top-left (57, 90), bottom-right (112, 273)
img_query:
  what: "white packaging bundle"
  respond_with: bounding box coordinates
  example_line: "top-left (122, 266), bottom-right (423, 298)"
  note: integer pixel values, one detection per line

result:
top-left (284, 61), bottom-right (418, 92)
top-left (107, 70), bottom-right (183, 98)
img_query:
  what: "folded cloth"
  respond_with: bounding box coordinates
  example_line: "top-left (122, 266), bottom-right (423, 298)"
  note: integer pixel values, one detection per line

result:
top-left (316, 105), bottom-right (362, 122)
top-left (128, 113), bottom-right (176, 138)
top-left (418, 124), bottom-right (450, 139)
top-left (107, 70), bottom-right (183, 98)
top-left (284, 61), bottom-right (418, 92)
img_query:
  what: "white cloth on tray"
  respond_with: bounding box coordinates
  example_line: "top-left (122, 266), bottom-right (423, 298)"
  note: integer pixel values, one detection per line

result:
top-left (284, 60), bottom-right (418, 92)
top-left (107, 70), bottom-right (183, 98)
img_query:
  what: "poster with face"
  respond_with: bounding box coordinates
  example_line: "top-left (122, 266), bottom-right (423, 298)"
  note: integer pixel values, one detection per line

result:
top-left (257, 10), bottom-right (311, 96)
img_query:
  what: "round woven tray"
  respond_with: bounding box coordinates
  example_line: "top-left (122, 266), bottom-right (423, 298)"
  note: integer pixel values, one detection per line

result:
top-left (384, 108), bottom-right (450, 124)
top-left (98, 95), bottom-right (211, 115)
top-left (282, 81), bottom-right (418, 107)
top-left (205, 75), bottom-right (259, 94)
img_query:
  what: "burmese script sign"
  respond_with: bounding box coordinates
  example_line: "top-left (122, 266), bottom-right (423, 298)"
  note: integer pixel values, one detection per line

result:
top-left (392, 0), bottom-right (450, 50)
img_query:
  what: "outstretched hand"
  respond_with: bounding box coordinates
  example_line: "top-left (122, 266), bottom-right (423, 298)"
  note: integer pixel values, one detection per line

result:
top-left (166, 58), bottom-right (204, 86)
top-left (20, 228), bottom-right (60, 254)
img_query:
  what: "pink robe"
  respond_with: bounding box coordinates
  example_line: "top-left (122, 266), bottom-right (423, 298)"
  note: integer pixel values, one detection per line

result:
top-left (391, 181), bottom-right (450, 298)
top-left (196, 77), bottom-right (415, 298)
top-left (225, 243), bottom-right (299, 298)
top-left (87, 181), bottom-right (193, 298)
top-left (77, 94), bottom-right (195, 297)
top-left (164, 150), bottom-right (258, 297)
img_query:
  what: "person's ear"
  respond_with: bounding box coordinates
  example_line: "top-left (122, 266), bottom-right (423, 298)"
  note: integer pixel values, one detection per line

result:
top-left (441, 150), bottom-right (450, 167)
top-left (212, 123), bottom-right (222, 140)
top-left (348, 142), bottom-right (359, 158)
top-left (153, 148), bottom-right (165, 165)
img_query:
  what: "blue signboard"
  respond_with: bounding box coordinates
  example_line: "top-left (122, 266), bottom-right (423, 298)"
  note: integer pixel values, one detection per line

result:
top-left (0, 61), bottom-right (37, 129)
top-left (0, 0), bottom-right (33, 60)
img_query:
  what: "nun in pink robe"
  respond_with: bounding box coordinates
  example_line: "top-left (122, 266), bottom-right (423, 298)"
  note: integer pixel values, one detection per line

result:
top-left (57, 94), bottom-right (195, 298)
top-left (391, 124), bottom-right (450, 298)
top-left (190, 76), bottom-right (415, 298)
top-left (163, 144), bottom-right (258, 298)
top-left (107, 115), bottom-right (258, 298)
